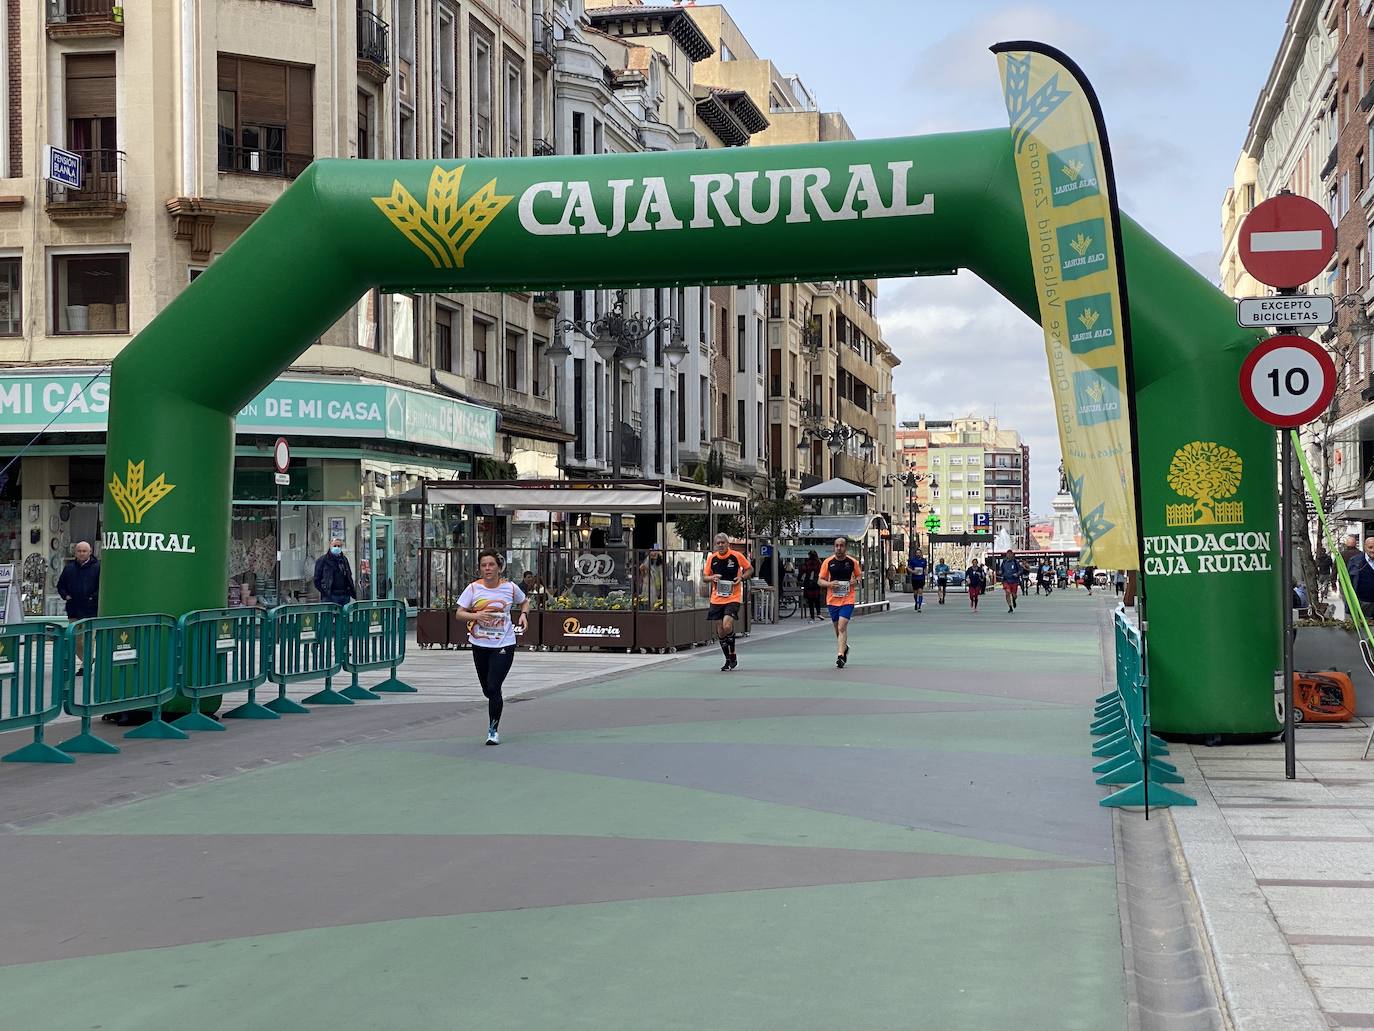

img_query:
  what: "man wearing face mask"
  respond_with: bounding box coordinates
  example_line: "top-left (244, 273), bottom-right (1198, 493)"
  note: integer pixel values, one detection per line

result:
top-left (314, 537), bottom-right (357, 606)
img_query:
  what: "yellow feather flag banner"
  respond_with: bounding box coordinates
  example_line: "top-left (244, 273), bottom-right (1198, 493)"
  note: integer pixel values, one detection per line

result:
top-left (993, 42), bottom-right (1141, 570)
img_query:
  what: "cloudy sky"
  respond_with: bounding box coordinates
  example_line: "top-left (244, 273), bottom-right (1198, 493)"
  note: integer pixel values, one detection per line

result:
top-left (727, 0), bottom-right (1290, 512)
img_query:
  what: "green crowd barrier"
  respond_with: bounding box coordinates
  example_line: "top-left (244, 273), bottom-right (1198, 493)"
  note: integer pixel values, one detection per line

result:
top-left (263, 604), bottom-right (347, 710)
top-left (1095, 606), bottom-right (1194, 810)
top-left (179, 608), bottom-right (269, 730)
top-left (0, 623), bottom-right (72, 764)
top-left (341, 600), bottom-right (415, 696)
top-left (59, 614), bottom-right (184, 754)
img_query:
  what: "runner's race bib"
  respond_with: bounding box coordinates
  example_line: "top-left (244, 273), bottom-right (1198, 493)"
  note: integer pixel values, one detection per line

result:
top-left (830, 580), bottom-right (850, 596)
top-left (714, 579), bottom-right (735, 599)
top-left (472, 610), bottom-right (507, 641)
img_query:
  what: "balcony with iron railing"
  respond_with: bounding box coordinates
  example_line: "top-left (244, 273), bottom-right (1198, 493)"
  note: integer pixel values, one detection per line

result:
top-left (47, 0), bottom-right (124, 38)
top-left (357, 9), bottom-right (390, 82)
top-left (45, 149), bottom-right (126, 221)
top-left (533, 138), bottom-right (556, 156)
top-left (533, 12), bottom-right (555, 65)
top-left (218, 144), bottom-right (312, 181)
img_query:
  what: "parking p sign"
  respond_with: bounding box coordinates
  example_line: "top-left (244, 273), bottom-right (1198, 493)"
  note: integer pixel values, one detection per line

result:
top-left (43, 145), bottom-right (82, 189)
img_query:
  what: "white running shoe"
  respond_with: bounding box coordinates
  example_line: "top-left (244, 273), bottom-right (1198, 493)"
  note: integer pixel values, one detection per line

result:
top-left (486, 724), bottom-right (500, 746)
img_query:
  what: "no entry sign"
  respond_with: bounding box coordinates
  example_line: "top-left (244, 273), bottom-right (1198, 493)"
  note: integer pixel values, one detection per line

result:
top-left (1238, 194), bottom-right (1336, 289)
top-left (1238, 335), bottom-right (1336, 427)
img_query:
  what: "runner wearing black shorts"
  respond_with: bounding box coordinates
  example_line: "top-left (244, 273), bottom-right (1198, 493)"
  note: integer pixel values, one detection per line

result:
top-left (703, 532), bottom-right (751, 671)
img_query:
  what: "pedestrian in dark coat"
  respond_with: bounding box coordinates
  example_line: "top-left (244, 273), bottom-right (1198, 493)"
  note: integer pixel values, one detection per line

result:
top-left (314, 537), bottom-right (357, 605)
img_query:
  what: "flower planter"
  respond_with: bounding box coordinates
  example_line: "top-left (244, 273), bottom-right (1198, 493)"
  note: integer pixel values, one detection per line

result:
top-left (1294, 625), bottom-right (1374, 716)
top-left (542, 609), bottom-right (635, 650)
top-left (416, 608), bottom-right (449, 648)
top-left (635, 608), bottom-right (701, 651)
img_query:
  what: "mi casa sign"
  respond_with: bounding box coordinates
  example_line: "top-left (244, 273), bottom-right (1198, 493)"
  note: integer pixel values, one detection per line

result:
top-left (517, 161), bottom-right (934, 238)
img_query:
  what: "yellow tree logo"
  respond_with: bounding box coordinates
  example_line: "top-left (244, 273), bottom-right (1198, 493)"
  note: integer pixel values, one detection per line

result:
top-left (1070, 232), bottom-right (1094, 257)
top-left (1166, 441), bottom-right (1244, 527)
top-left (373, 165), bottom-right (513, 269)
top-left (108, 460), bottom-right (175, 524)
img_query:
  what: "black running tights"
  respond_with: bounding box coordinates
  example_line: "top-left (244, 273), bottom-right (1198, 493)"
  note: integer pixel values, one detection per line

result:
top-left (473, 644), bottom-right (515, 726)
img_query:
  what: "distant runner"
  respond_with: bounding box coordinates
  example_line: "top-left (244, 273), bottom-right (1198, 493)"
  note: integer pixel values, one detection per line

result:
top-left (820, 536), bottom-right (862, 668)
top-left (704, 532), bottom-right (751, 671)
top-left (453, 550), bottom-right (530, 746)
top-left (966, 559), bottom-right (986, 612)
top-left (907, 547), bottom-right (928, 612)
top-left (998, 549), bottom-right (1023, 613)
top-left (933, 558), bottom-right (950, 604)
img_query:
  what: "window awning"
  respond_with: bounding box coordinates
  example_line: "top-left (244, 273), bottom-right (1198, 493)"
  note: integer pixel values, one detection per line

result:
top-left (422, 478), bottom-right (745, 515)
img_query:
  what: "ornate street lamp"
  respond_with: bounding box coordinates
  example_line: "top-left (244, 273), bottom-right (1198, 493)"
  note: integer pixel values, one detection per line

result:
top-left (557, 289), bottom-right (684, 479)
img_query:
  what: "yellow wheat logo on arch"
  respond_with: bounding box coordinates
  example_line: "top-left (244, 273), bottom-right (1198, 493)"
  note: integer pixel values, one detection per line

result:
top-left (1166, 442), bottom-right (1244, 527)
top-left (108, 460), bottom-right (175, 525)
top-left (373, 165), bottom-right (513, 269)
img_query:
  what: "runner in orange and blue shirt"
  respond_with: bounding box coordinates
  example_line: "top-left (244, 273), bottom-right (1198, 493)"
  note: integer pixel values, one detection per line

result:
top-left (703, 532), bottom-right (751, 672)
top-left (819, 536), bottom-right (862, 669)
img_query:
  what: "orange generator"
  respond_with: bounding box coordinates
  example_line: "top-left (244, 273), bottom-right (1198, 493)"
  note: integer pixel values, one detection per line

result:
top-left (1293, 671), bottom-right (1358, 723)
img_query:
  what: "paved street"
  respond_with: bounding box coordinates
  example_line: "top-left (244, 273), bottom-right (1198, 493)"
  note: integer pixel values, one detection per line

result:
top-left (0, 591), bottom-right (1127, 1031)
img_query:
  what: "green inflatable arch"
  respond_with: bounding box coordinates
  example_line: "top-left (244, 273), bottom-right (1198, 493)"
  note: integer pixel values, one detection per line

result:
top-left (102, 129), bottom-right (1277, 736)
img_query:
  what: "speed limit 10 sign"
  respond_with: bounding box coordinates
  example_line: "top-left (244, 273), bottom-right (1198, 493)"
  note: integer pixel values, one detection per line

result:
top-left (1238, 335), bottom-right (1337, 428)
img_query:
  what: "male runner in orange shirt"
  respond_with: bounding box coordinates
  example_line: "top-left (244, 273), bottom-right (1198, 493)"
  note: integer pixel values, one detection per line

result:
top-left (819, 536), bottom-right (862, 668)
top-left (703, 532), bottom-right (751, 671)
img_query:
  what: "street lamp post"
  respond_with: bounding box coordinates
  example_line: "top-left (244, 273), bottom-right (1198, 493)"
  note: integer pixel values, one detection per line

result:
top-left (556, 290), bottom-right (686, 544)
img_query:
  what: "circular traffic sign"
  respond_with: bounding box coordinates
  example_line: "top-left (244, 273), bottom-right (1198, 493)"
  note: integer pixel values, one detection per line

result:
top-left (1238, 335), bottom-right (1336, 427)
top-left (273, 436), bottom-right (291, 474)
top-left (1238, 194), bottom-right (1336, 289)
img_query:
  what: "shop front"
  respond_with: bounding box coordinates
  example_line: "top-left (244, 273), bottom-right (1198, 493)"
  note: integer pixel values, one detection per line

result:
top-left (0, 370), bottom-right (497, 617)
top-left (415, 479), bottom-right (748, 652)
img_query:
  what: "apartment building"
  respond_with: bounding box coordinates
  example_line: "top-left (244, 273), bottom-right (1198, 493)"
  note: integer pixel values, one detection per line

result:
top-left (1236, 0), bottom-right (1374, 530)
top-left (899, 416), bottom-right (1031, 559)
top-left (555, 1), bottom-right (769, 506)
top-left (685, 3), bottom-right (900, 512)
top-left (0, 0), bottom-right (562, 614)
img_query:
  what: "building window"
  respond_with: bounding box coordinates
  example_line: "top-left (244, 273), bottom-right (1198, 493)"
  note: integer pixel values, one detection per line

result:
top-left (967, 489), bottom-right (980, 498)
top-left (0, 257), bottom-right (19, 335)
top-left (1360, 244), bottom-right (1367, 288)
top-left (504, 56), bottom-right (523, 157)
top-left (217, 55), bottom-right (313, 178)
top-left (437, 4), bottom-right (458, 158)
top-left (737, 314), bottom-right (746, 372)
top-left (435, 305), bottom-right (456, 372)
top-left (505, 328), bottom-right (521, 390)
top-left (390, 293), bottom-right (417, 361)
top-left (677, 372), bottom-right (686, 441)
top-left (533, 336), bottom-right (546, 398)
top-left (471, 32), bottom-right (493, 157)
top-left (572, 111), bottom-right (584, 155)
top-left (737, 399), bottom-right (745, 445)
top-left (473, 317), bottom-right (491, 382)
top-left (52, 252), bottom-right (128, 334)
top-left (357, 289), bottom-right (379, 350)
top-left (357, 90), bottom-right (372, 159)
top-left (65, 53), bottom-right (117, 157)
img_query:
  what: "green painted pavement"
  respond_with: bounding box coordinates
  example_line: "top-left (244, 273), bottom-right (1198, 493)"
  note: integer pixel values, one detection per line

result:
top-left (0, 870), bottom-right (1124, 1031)
top-left (506, 709), bottom-right (1088, 757)
top-left (25, 746), bottom-right (1064, 860)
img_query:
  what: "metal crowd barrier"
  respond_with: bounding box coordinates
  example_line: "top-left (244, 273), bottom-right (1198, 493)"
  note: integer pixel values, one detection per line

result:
top-left (341, 600), bottom-right (415, 696)
top-left (1093, 606), bottom-right (1194, 811)
top-left (60, 614), bottom-right (183, 754)
top-left (264, 604), bottom-right (347, 709)
top-left (180, 608), bottom-right (270, 728)
top-left (0, 623), bottom-right (72, 764)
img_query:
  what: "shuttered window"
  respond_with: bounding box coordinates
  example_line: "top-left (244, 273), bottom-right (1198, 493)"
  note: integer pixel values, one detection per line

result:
top-left (216, 55), bottom-right (313, 178)
top-left (65, 53), bottom-right (116, 154)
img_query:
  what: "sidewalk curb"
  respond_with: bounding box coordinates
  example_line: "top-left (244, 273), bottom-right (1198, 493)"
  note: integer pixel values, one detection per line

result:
top-left (1167, 747), bottom-right (1328, 1031)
